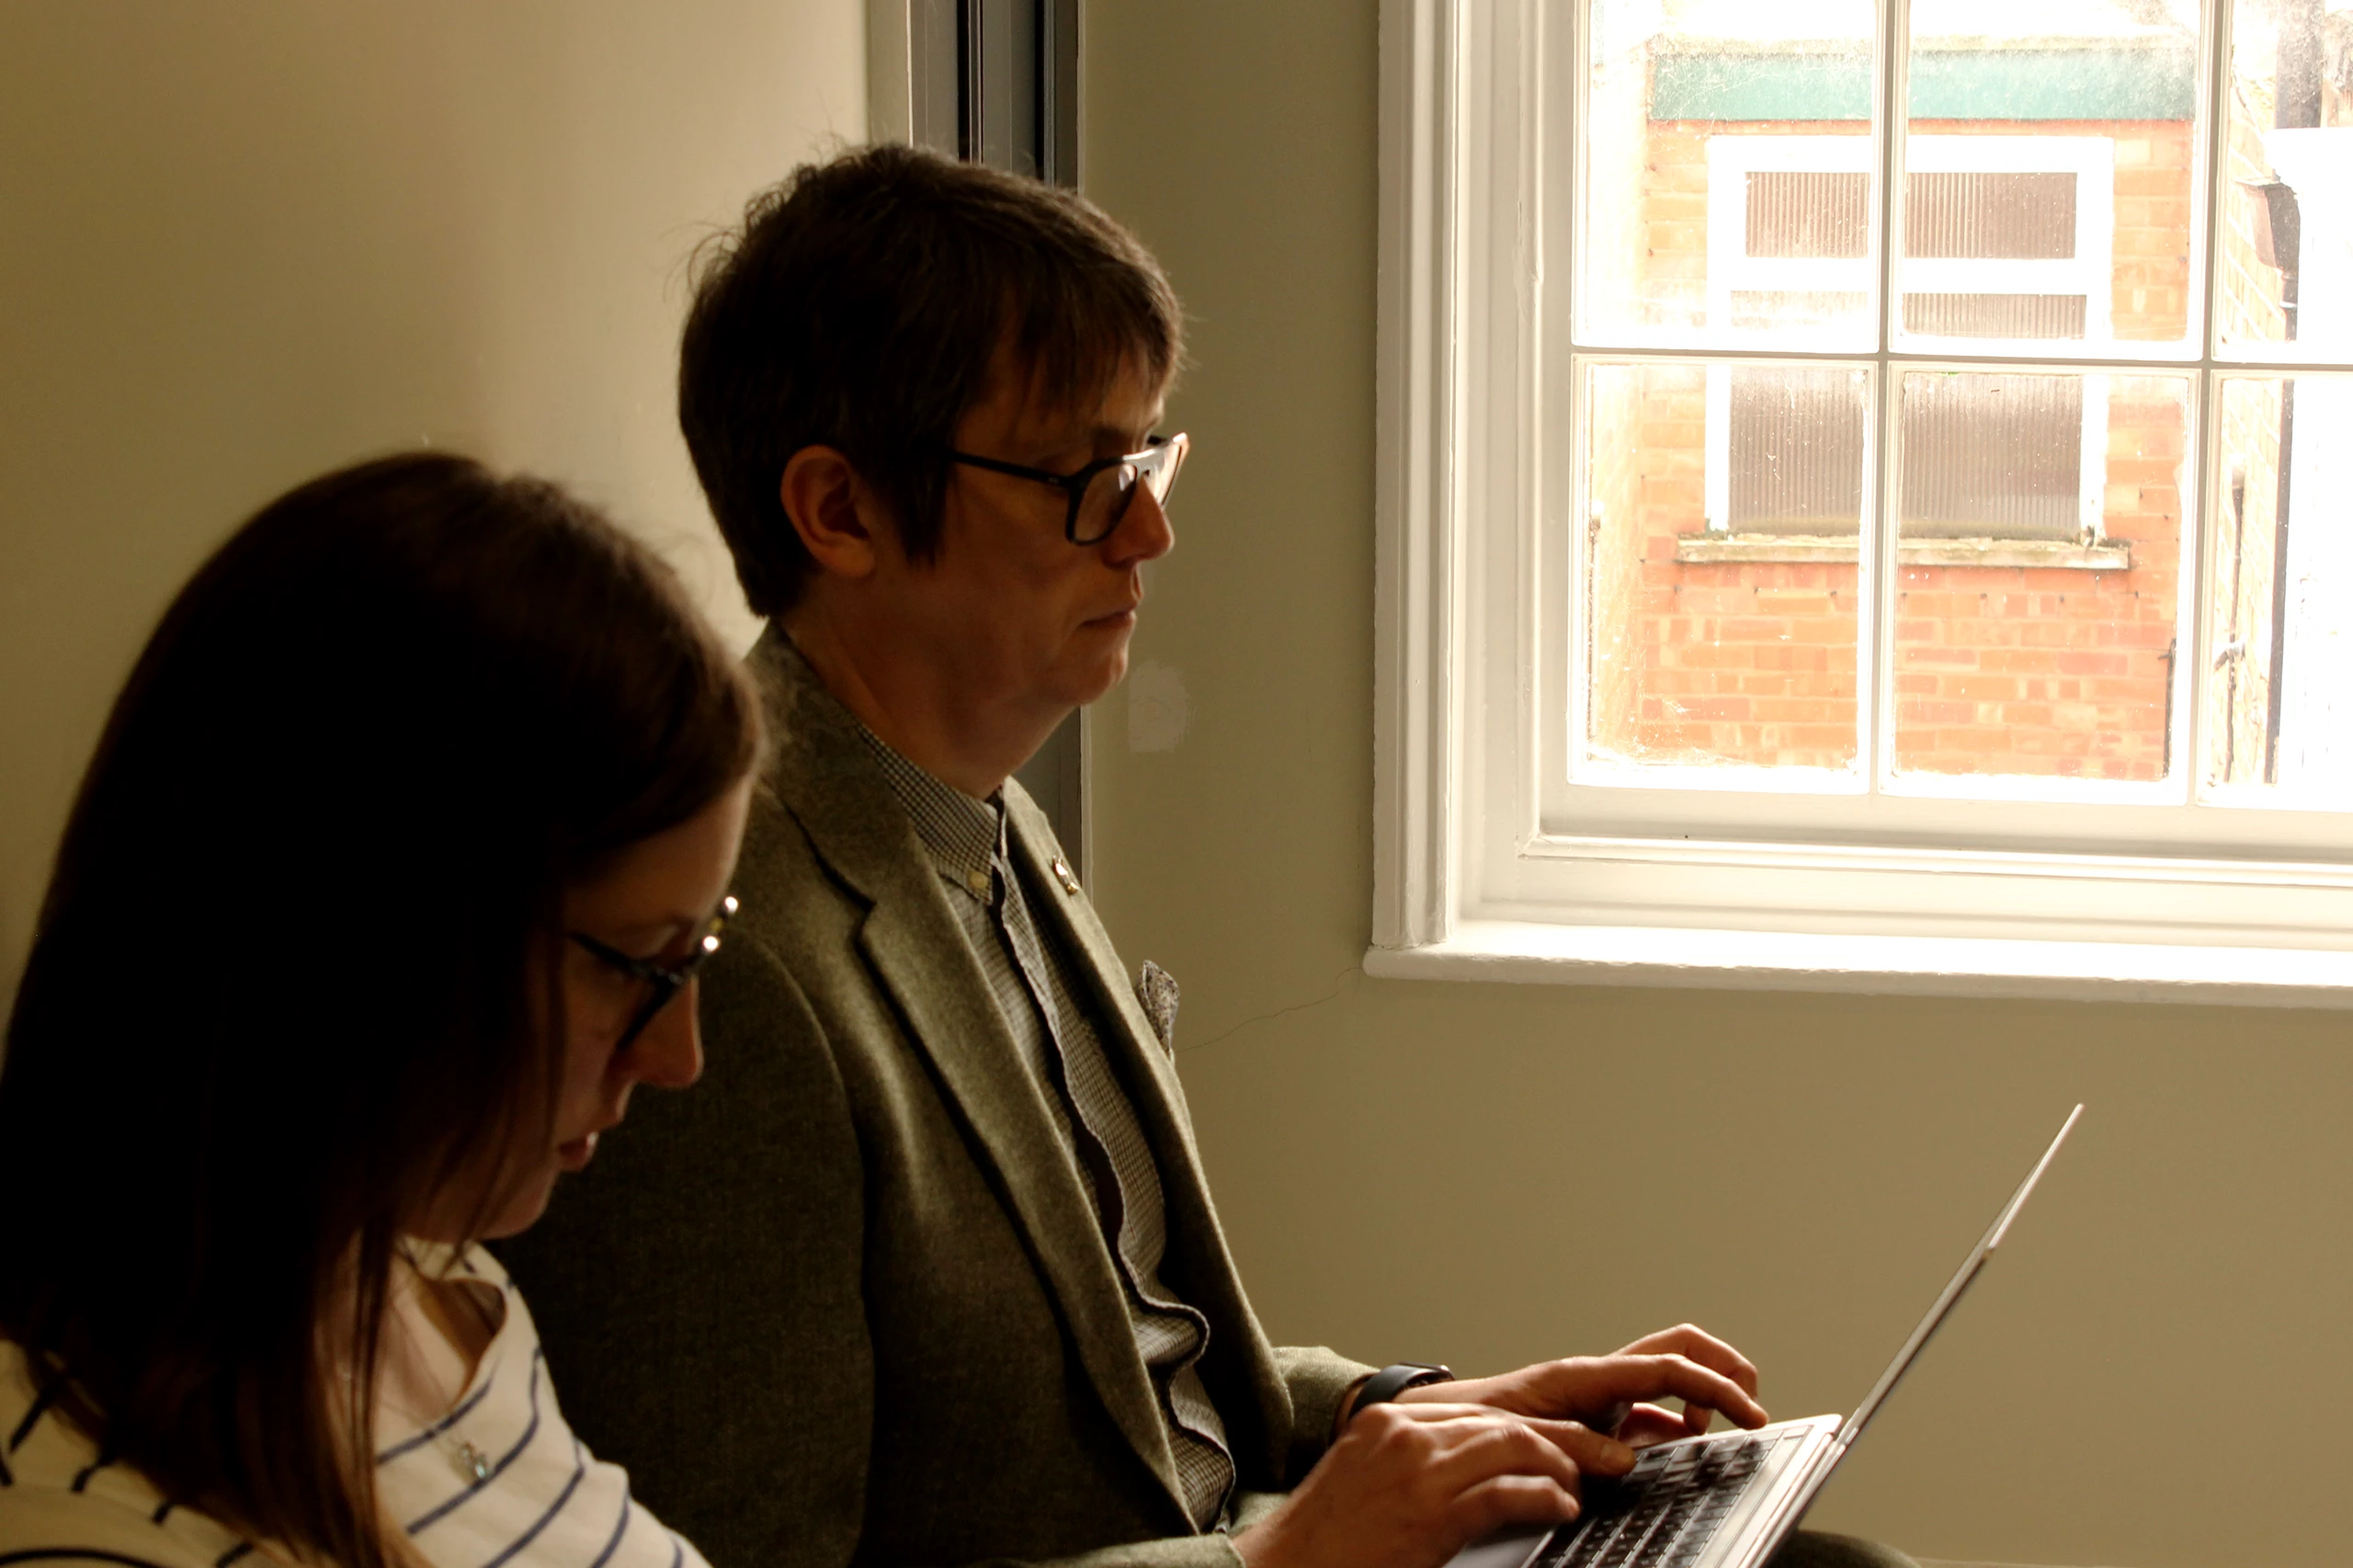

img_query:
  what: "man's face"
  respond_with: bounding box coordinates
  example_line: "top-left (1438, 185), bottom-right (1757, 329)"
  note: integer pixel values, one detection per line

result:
top-left (876, 347), bottom-right (1175, 729)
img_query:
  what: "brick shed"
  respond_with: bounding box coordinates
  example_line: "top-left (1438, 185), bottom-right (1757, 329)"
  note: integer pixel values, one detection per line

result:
top-left (1577, 19), bottom-right (2279, 784)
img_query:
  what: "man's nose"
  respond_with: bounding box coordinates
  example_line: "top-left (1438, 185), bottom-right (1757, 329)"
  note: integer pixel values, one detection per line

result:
top-left (627, 981), bottom-right (706, 1090)
top-left (1104, 483), bottom-right (1174, 565)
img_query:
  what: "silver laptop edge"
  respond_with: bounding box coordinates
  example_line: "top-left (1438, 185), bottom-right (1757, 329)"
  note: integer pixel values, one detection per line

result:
top-left (1829, 1103), bottom-right (2083, 1457)
top-left (1448, 1107), bottom-right (2084, 1568)
top-left (1728, 1104), bottom-right (2084, 1568)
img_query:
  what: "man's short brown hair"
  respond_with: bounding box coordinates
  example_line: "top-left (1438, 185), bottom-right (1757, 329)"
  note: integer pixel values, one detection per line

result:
top-left (679, 144), bottom-right (1185, 618)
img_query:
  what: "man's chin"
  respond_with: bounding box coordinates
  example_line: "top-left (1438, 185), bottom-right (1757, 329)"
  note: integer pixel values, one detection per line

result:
top-left (1074, 660), bottom-right (1129, 710)
top-left (1053, 638), bottom-right (1131, 710)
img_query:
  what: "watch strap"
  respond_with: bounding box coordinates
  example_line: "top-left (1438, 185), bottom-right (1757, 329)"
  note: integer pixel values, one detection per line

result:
top-left (1349, 1361), bottom-right (1454, 1423)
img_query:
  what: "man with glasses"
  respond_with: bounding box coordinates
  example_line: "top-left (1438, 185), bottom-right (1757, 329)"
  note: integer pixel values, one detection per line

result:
top-left (506, 146), bottom-right (1903, 1568)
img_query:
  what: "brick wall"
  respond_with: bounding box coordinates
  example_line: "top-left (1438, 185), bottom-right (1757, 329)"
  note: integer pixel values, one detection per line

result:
top-left (1588, 361), bottom-right (1862, 770)
top-left (1890, 379), bottom-right (2182, 781)
top-left (1588, 113), bottom-right (2197, 780)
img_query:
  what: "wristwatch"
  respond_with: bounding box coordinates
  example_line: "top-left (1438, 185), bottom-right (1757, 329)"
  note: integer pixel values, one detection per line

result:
top-left (1348, 1361), bottom-right (1455, 1423)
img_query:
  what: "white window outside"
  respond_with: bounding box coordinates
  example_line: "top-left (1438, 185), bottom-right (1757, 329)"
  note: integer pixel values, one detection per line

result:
top-left (1370, 0), bottom-right (2353, 1004)
top-left (1704, 135), bottom-right (2113, 546)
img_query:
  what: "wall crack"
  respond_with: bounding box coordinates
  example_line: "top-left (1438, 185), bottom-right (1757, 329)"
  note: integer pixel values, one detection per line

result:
top-left (1178, 962), bottom-right (1362, 1056)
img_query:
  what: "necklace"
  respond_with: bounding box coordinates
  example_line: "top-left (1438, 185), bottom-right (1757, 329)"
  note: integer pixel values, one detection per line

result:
top-left (384, 1245), bottom-right (505, 1486)
top-left (447, 1431), bottom-right (494, 1486)
top-left (379, 1367), bottom-right (496, 1485)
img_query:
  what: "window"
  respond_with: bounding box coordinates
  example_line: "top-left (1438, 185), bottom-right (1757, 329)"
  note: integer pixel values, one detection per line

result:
top-left (1704, 137), bottom-right (2114, 553)
top-left (1370, 0), bottom-right (2353, 1000)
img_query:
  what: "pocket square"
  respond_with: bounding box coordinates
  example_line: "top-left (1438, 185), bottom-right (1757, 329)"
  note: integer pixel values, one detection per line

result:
top-left (1134, 960), bottom-right (1179, 1055)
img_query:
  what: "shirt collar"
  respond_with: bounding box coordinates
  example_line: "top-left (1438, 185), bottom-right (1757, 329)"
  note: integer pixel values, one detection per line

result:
top-left (854, 724), bottom-right (1003, 890)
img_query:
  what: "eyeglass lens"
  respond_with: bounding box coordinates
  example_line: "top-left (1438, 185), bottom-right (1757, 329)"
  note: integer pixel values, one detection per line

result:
top-left (595, 894), bottom-right (735, 1053)
top-left (1074, 443), bottom-right (1184, 545)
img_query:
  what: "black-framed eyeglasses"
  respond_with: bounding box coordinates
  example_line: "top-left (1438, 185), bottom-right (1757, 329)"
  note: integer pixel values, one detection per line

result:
top-left (948, 432), bottom-right (1188, 546)
top-left (569, 894), bottom-right (738, 1054)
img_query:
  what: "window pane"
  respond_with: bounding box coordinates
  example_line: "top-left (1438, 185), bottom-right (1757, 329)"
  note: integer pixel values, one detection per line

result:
top-left (1890, 371), bottom-right (2188, 784)
top-left (2206, 375), bottom-right (2353, 804)
top-left (1581, 0), bottom-right (1876, 348)
top-left (2218, 0), bottom-right (2353, 359)
top-left (1584, 359), bottom-right (1864, 774)
top-left (1746, 171), bottom-right (1870, 257)
top-left (1729, 366), bottom-right (1866, 532)
top-left (1902, 293), bottom-right (2088, 338)
top-left (1900, 372), bottom-right (2085, 541)
top-left (1899, 8), bottom-right (2200, 352)
top-left (1906, 171), bottom-right (2078, 258)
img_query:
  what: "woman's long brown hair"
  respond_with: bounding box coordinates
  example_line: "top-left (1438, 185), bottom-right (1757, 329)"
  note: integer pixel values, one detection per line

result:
top-left (0, 453), bottom-right (763, 1568)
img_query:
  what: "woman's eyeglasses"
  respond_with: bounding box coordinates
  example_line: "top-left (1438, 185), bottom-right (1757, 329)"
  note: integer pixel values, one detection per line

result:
top-left (948, 432), bottom-right (1188, 546)
top-left (569, 895), bottom-right (738, 1053)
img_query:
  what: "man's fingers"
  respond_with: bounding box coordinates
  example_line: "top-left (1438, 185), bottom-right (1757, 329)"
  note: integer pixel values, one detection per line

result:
top-left (1397, 1408), bottom-right (1635, 1478)
top-left (1614, 1403), bottom-right (1692, 1449)
top-left (1577, 1354), bottom-right (1768, 1428)
top-left (1422, 1418), bottom-right (1587, 1501)
top-left (1447, 1474), bottom-right (1582, 1543)
top-left (1527, 1417), bottom-right (1636, 1477)
top-left (1612, 1324), bottom-right (1761, 1399)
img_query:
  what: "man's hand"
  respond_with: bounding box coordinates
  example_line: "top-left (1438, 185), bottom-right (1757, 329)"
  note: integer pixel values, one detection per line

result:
top-left (1233, 1402), bottom-right (1632, 1568)
top-left (1398, 1324), bottom-right (1768, 1448)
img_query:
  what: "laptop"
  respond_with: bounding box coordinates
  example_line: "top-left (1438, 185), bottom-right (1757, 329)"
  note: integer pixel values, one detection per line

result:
top-left (1449, 1105), bottom-right (2083, 1568)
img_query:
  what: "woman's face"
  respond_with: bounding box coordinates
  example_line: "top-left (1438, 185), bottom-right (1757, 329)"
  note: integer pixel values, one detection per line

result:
top-left (425, 775), bottom-right (755, 1243)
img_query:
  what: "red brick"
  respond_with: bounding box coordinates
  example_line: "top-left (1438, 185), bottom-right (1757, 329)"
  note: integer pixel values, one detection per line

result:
top-left (1981, 649), bottom-right (2061, 673)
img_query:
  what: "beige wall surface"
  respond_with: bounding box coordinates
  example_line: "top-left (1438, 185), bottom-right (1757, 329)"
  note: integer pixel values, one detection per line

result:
top-left (1080, 6), bottom-right (2352, 1568)
top-left (0, 1), bottom-right (861, 983)
top-left (6, 5), bottom-right (2347, 1565)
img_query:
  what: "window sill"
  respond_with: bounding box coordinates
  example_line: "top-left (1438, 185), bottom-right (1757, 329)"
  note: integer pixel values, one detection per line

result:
top-left (1363, 920), bottom-right (2353, 1008)
top-left (1672, 534), bottom-right (2132, 570)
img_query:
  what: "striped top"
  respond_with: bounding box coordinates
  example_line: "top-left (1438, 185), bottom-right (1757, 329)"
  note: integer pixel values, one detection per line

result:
top-left (376, 1246), bottom-right (702, 1568)
top-left (856, 723), bottom-right (1238, 1530)
top-left (0, 1338), bottom-right (261, 1568)
top-left (0, 1247), bottom-right (704, 1568)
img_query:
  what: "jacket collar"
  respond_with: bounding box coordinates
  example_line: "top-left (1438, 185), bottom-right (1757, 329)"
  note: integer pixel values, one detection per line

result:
top-left (850, 722), bottom-right (1001, 892)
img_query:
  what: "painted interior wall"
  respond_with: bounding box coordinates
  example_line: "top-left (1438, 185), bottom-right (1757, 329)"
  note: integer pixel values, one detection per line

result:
top-left (0, 1), bottom-right (861, 980)
top-left (1079, 6), bottom-right (2351, 1568)
top-left (5, 5), bottom-right (2346, 1566)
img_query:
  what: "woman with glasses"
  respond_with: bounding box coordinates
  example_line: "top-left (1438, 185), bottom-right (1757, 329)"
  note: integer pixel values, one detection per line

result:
top-left (0, 453), bottom-right (762, 1568)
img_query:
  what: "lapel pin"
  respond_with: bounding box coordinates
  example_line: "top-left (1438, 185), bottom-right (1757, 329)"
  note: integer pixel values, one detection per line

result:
top-left (1050, 857), bottom-right (1081, 895)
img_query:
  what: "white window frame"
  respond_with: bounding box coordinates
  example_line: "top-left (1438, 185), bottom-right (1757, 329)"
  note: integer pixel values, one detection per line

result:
top-left (1703, 135), bottom-right (2113, 540)
top-left (1369, 0), bottom-right (2353, 1006)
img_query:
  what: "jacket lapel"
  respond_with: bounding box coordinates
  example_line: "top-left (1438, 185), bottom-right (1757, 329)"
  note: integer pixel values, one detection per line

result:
top-left (1002, 790), bottom-right (1294, 1483)
top-left (750, 634), bottom-right (1188, 1517)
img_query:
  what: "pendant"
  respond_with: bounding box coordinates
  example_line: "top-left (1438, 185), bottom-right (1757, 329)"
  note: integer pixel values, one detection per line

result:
top-left (455, 1440), bottom-right (492, 1485)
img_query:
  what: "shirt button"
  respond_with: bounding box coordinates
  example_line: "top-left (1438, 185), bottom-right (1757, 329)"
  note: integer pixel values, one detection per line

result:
top-left (967, 869), bottom-right (992, 898)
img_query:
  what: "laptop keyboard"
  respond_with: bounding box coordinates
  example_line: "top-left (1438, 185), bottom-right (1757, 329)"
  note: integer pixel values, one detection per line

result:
top-left (1531, 1433), bottom-right (1770, 1568)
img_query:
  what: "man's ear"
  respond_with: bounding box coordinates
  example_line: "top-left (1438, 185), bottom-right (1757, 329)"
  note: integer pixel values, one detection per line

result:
top-left (780, 446), bottom-right (891, 582)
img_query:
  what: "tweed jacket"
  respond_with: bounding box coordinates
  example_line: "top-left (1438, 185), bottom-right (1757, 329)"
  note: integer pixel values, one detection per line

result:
top-left (504, 632), bottom-right (1370, 1568)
